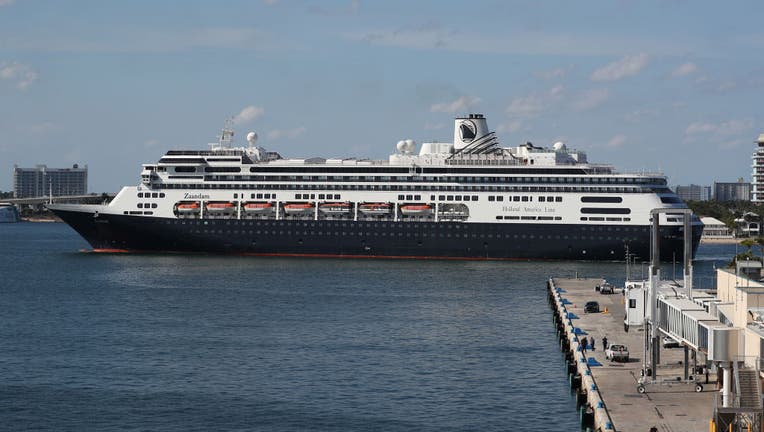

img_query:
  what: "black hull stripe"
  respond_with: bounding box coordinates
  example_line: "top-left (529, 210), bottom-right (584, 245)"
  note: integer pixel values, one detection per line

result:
top-left (52, 209), bottom-right (703, 261)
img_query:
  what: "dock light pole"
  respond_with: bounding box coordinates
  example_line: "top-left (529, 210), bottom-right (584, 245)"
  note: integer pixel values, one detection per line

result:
top-left (649, 209), bottom-right (661, 382)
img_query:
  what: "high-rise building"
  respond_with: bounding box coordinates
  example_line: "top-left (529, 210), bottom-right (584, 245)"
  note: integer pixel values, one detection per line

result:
top-left (714, 178), bottom-right (751, 202)
top-left (752, 133), bottom-right (764, 202)
top-left (675, 184), bottom-right (711, 201)
top-left (13, 164), bottom-right (88, 198)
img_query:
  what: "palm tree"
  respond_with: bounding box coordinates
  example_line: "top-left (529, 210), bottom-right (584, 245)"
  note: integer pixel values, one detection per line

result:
top-left (755, 237), bottom-right (764, 262)
top-left (732, 238), bottom-right (758, 266)
top-left (741, 238), bottom-right (756, 255)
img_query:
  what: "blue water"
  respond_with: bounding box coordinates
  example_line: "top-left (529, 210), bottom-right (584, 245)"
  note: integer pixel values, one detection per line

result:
top-left (0, 223), bottom-right (735, 431)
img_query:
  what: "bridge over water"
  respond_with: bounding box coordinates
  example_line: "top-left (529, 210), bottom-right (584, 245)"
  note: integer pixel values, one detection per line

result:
top-left (2, 193), bottom-right (116, 206)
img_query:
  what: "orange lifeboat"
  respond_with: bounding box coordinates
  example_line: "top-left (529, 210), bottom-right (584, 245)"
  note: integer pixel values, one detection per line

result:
top-left (319, 202), bottom-right (351, 214)
top-left (205, 202), bottom-right (236, 213)
top-left (176, 202), bottom-right (201, 213)
top-left (400, 204), bottom-right (432, 216)
top-left (243, 202), bottom-right (274, 213)
top-left (284, 202), bottom-right (315, 214)
top-left (359, 202), bottom-right (391, 215)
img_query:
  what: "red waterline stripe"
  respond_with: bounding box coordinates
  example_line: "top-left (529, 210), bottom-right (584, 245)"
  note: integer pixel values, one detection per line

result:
top-left (238, 252), bottom-right (528, 261)
top-left (82, 249), bottom-right (532, 261)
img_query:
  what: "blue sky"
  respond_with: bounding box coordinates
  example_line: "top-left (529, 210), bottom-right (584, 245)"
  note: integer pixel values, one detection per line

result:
top-left (1, 0), bottom-right (763, 192)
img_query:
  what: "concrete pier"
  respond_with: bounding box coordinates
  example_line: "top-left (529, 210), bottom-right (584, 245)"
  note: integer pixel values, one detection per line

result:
top-left (548, 277), bottom-right (717, 432)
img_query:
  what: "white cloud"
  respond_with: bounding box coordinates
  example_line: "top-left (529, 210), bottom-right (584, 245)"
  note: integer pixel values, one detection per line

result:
top-left (351, 27), bottom-right (692, 57)
top-left (685, 119), bottom-right (754, 136)
top-left (233, 105), bottom-right (265, 125)
top-left (591, 54), bottom-right (649, 82)
top-left (506, 86), bottom-right (563, 117)
top-left (0, 26), bottom-right (270, 53)
top-left (607, 135), bottom-right (626, 148)
top-left (535, 67), bottom-right (567, 80)
top-left (267, 126), bottom-right (306, 140)
top-left (430, 95), bottom-right (481, 113)
top-left (671, 62), bottom-right (697, 78)
top-left (572, 88), bottom-right (609, 112)
top-left (625, 108), bottom-right (660, 123)
top-left (0, 61), bottom-right (38, 90)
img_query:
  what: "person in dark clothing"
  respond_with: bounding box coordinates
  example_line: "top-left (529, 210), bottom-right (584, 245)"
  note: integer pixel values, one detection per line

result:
top-left (580, 337), bottom-right (587, 353)
top-left (602, 336), bottom-right (608, 351)
top-left (589, 337), bottom-right (596, 351)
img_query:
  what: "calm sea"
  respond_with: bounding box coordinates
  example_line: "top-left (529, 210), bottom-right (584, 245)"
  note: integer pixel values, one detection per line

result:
top-left (0, 223), bottom-right (735, 431)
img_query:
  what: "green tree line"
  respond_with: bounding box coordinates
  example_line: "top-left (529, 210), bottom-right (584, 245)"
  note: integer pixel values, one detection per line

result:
top-left (685, 200), bottom-right (764, 228)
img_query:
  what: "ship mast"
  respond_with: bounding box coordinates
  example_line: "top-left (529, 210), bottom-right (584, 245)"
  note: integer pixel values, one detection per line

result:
top-left (210, 117), bottom-right (235, 151)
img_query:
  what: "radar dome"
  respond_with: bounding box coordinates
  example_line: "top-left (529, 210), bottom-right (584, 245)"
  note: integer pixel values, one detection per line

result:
top-left (246, 132), bottom-right (258, 146)
top-left (404, 139), bottom-right (416, 153)
top-left (396, 140), bottom-right (406, 153)
top-left (553, 141), bottom-right (566, 151)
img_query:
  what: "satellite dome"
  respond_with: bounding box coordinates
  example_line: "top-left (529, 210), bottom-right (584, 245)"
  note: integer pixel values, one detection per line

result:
top-left (246, 132), bottom-right (258, 145)
top-left (553, 141), bottom-right (566, 151)
top-left (396, 140), bottom-right (406, 153)
top-left (404, 139), bottom-right (416, 153)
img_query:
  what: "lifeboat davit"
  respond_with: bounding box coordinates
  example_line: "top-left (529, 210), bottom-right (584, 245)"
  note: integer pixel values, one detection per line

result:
top-left (319, 202), bottom-right (351, 214)
top-left (400, 204), bottom-right (432, 216)
top-left (359, 202), bottom-right (392, 215)
top-left (243, 202), bottom-right (274, 213)
top-left (206, 202), bottom-right (236, 213)
top-left (284, 202), bottom-right (315, 214)
top-left (176, 202), bottom-right (201, 213)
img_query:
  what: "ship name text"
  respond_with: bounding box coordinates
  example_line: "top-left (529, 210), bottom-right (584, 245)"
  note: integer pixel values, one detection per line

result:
top-left (184, 192), bottom-right (211, 199)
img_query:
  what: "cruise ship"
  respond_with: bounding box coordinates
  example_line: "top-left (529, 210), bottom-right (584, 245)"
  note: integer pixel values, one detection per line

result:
top-left (0, 203), bottom-right (20, 223)
top-left (49, 114), bottom-right (703, 260)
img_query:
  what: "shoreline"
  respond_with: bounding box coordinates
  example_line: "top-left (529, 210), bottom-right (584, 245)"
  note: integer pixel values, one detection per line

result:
top-left (700, 237), bottom-right (744, 244)
top-left (21, 217), bottom-right (62, 223)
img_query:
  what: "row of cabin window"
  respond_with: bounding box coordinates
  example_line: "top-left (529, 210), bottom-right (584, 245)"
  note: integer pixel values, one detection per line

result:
top-left (432, 195), bottom-right (478, 202)
top-left (164, 219), bottom-right (647, 232)
top-left (580, 217), bottom-right (632, 222)
top-left (488, 195), bottom-right (563, 203)
top-left (137, 203), bottom-right (158, 209)
top-left (231, 193), bottom-right (278, 199)
top-left (169, 228), bottom-right (642, 241)
top-left (125, 211), bottom-right (154, 215)
top-left (294, 193), bottom-right (342, 200)
top-left (201, 173), bottom-right (666, 185)
top-left (137, 192), bottom-right (166, 198)
top-left (160, 223), bottom-right (644, 241)
top-left (158, 182), bottom-right (670, 194)
top-left (399, 194), bottom-right (423, 201)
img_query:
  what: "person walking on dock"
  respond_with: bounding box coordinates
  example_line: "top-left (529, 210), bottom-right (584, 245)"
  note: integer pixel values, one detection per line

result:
top-left (580, 337), bottom-right (587, 354)
top-left (602, 336), bottom-right (608, 351)
top-left (589, 336), bottom-right (596, 351)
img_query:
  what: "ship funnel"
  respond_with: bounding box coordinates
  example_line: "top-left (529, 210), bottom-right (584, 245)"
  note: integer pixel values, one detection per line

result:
top-left (453, 114), bottom-right (489, 151)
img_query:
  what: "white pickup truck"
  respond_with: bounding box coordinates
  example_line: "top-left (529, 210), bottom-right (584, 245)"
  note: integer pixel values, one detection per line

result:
top-left (605, 344), bottom-right (629, 362)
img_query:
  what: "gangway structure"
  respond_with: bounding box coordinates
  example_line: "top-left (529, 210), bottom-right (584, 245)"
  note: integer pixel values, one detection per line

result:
top-left (625, 208), bottom-right (761, 431)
